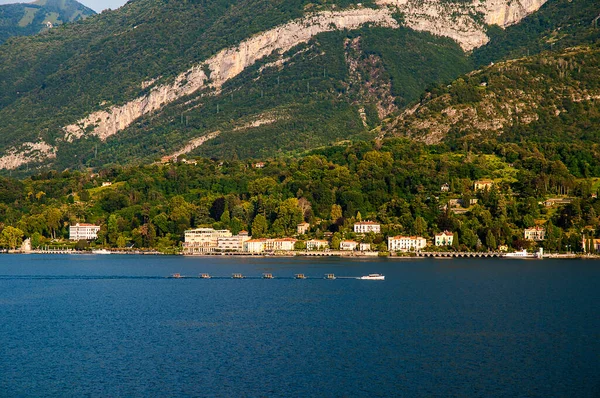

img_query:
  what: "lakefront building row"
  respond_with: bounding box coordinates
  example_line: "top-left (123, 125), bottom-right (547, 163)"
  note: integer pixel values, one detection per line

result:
top-left (182, 226), bottom-right (467, 255)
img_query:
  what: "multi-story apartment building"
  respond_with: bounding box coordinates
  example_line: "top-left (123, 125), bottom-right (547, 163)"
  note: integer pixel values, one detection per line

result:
top-left (388, 236), bottom-right (427, 252)
top-left (69, 223), bottom-right (101, 241)
top-left (183, 228), bottom-right (232, 254)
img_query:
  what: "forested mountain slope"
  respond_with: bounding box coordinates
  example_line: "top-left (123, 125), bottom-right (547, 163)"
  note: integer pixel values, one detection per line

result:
top-left (384, 44), bottom-right (600, 146)
top-left (0, 0), bottom-right (556, 172)
top-left (0, 0), bottom-right (95, 44)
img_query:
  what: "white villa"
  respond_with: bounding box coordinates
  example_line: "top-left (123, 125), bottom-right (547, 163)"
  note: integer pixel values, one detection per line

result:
top-left (69, 223), bottom-right (101, 241)
top-left (354, 221), bottom-right (381, 234)
top-left (340, 240), bottom-right (359, 251)
top-left (435, 231), bottom-right (454, 246)
top-left (524, 226), bottom-right (545, 241)
top-left (359, 243), bottom-right (372, 252)
top-left (388, 236), bottom-right (427, 252)
top-left (306, 239), bottom-right (329, 250)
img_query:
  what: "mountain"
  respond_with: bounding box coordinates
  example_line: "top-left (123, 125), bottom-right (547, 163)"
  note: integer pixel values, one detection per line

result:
top-left (383, 43), bottom-right (600, 148)
top-left (0, 0), bottom-right (572, 172)
top-left (0, 0), bottom-right (95, 44)
top-left (383, 0), bottom-right (600, 145)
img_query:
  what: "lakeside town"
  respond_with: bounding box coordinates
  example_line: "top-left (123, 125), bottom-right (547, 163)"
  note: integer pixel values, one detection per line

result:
top-left (4, 176), bottom-right (599, 259)
top-left (12, 216), bottom-right (589, 259)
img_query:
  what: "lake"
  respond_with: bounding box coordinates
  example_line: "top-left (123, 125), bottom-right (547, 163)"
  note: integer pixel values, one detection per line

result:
top-left (0, 255), bottom-right (598, 397)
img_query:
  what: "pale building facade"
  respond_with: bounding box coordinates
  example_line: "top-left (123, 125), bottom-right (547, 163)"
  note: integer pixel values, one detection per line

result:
top-left (354, 221), bottom-right (381, 234)
top-left (69, 223), bottom-right (101, 241)
top-left (359, 243), bottom-right (372, 252)
top-left (340, 240), bottom-right (358, 251)
top-left (243, 239), bottom-right (268, 253)
top-left (242, 238), bottom-right (297, 253)
top-left (217, 231), bottom-right (250, 252)
top-left (435, 231), bottom-right (454, 246)
top-left (306, 239), bottom-right (329, 250)
top-left (474, 180), bottom-right (494, 191)
top-left (388, 236), bottom-right (427, 252)
top-left (183, 228), bottom-right (232, 254)
top-left (524, 227), bottom-right (545, 241)
top-left (267, 238), bottom-right (297, 251)
top-left (297, 222), bottom-right (310, 235)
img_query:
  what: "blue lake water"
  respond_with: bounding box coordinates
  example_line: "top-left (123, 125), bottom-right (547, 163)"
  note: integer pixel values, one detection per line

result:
top-left (0, 254), bottom-right (598, 397)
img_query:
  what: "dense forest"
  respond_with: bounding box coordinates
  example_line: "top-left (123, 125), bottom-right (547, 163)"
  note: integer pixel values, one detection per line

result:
top-left (0, 138), bottom-right (598, 254)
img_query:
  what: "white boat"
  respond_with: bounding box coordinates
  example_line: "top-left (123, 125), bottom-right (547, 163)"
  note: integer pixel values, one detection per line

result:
top-left (358, 274), bottom-right (385, 280)
top-left (504, 249), bottom-right (543, 259)
top-left (505, 249), bottom-right (531, 258)
top-left (91, 249), bottom-right (112, 255)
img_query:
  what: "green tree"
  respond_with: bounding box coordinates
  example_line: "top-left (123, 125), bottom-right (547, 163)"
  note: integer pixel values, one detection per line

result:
top-left (31, 232), bottom-right (42, 249)
top-left (330, 204), bottom-right (343, 222)
top-left (485, 230), bottom-right (497, 250)
top-left (220, 209), bottom-right (231, 225)
top-left (46, 208), bottom-right (62, 239)
top-left (251, 214), bottom-right (268, 238)
top-left (107, 214), bottom-right (119, 245)
top-left (117, 235), bottom-right (127, 248)
top-left (273, 198), bottom-right (303, 237)
top-left (414, 216), bottom-right (427, 236)
top-left (1, 226), bottom-right (23, 250)
top-left (452, 232), bottom-right (460, 250)
top-left (331, 233), bottom-right (341, 250)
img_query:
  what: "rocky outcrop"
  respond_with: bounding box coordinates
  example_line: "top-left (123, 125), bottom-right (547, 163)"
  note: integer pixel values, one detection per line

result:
top-left (62, 1), bottom-right (548, 144)
top-left (63, 8), bottom-right (399, 142)
top-left (0, 141), bottom-right (56, 170)
top-left (171, 131), bottom-right (221, 158)
top-left (483, 0), bottom-right (547, 27)
top-left (376, 0), bottom-right (548, 50)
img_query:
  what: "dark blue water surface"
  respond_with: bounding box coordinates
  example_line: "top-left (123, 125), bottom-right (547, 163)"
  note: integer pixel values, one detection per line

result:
top-left (0, 255), bottom-right (598, 397)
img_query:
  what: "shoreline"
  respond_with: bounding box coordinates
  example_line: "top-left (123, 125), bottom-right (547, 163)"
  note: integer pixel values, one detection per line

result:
top-left (7, 250), bottom-right (599, 259)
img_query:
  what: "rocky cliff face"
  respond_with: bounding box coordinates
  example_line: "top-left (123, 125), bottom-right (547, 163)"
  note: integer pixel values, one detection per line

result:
top-left (63, 8), bottom-right (399, 142)
top-left (376, 0), bottom-right (548, 51)
top-left (4, 1), bottom-right (550, 170)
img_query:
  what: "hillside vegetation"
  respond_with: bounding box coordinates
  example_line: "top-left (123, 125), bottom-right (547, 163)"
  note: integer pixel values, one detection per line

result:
top-left (0, 138), bottom-right (596, 254)
top-left (385, 44), bottom-right (600, 149)
top-left (0, 0), bottom-right (94, 44)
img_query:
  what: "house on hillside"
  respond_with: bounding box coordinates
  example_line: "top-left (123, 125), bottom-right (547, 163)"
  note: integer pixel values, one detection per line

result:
top-left (297, 222), bottom-right (310, 235)
top-left (354, 221), bottom-right (380, 234)
top-left (441, 183), bottom-right (450, 193)
top-left (434, 231), bottom-right (454, 247)
top-left (524, 226), bottom-right (545, 241)
top-left (474, 180), bottom-right (494, 191)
